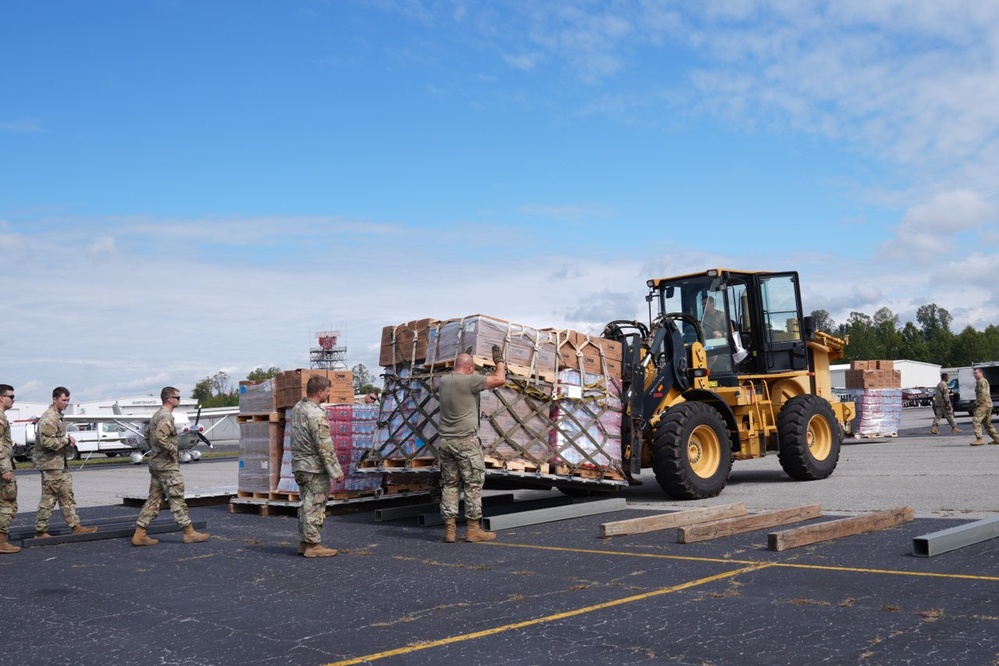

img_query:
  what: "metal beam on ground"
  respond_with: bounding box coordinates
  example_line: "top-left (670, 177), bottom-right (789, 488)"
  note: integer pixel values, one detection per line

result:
top-left (913, 516), bottom-right (999, 557)
top-left (483, 498), bottom-right (628, 531)
top-left (375, 494), bottom-right (515, 522)
top-left (419, 496), bottom-right (575, 527)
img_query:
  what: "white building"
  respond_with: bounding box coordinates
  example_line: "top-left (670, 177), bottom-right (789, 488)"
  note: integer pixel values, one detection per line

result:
top-left (830, 359), bottom-right (942, 390)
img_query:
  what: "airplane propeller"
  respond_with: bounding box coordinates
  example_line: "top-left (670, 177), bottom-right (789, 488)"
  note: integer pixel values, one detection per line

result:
top-left (193, 405), bottom-right (214, 450)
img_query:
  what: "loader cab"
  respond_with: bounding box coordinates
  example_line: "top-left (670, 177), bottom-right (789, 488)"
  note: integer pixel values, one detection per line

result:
top-left (652, 269), bottom-right (808, 379)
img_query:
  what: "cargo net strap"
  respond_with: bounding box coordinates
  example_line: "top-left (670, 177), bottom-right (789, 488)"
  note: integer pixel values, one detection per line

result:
top-left (366, 370), bottom-right (440, 467)
top-left (546, 376), bottom-right (624, 478)
top-left (428, 316), bottom-right (553, 388)
top-left (387, 322), bottom-right (425, 369)
top-left (366, 367), bottom-right (624, 481)
top-left (553, 328), bottom-right (613, 382)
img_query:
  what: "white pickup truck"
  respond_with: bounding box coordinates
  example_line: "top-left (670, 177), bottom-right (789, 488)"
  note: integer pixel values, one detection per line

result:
top-left (65, 421), bottom-right (141, 459)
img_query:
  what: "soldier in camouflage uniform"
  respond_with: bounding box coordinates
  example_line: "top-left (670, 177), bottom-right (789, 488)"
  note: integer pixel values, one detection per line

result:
top-left (0, 385), bottom-right (20, 554)
top-left (291, 375), bottom-right (343, 558)
top-left (929, 372), bottom-right (960, 435)
top-left (970, 368), bottom-right (999, 446)
top-left (437, 347), bottom-right (505, 543)
top-left (33, 387), bottom-right (97, 538)
top-left (131, 387), bottom-right (209, 546)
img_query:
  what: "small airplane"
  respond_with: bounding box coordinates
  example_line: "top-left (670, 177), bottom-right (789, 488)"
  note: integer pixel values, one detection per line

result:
top-left (59, 405), bottom-right (238, 465)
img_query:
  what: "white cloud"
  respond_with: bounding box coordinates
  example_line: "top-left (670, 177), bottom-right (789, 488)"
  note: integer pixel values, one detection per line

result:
top-left (0, 118), bottom-right (42, 132)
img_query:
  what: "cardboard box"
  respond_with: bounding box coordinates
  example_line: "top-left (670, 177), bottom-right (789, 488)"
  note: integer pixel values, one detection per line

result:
top-left (426, 314), bottom-right (558, 378)
top-left (238, 379), bottom-right (276, 415)
top-left (550, 329), bottom-right (624, 379)
top-left (380, 319), bottom-right (436, 367)
top-left (275, 369), bottom-right (354, 409)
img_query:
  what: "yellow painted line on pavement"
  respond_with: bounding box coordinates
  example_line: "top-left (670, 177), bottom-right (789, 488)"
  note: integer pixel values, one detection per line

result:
top-left (324, 562), bottom-right (769, 666)
top-left (489, 541), bottom-right (999, 583)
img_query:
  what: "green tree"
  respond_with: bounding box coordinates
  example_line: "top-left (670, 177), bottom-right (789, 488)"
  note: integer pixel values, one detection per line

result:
top-left (352, 363), bottom-right (380, 395)
top-left (247, 366), bottom-right (281, 381)
top-left (810, 309), bottom-right (835, 334)
top-left (840, 312), bottom-right (878, 362)
top-left (190, 370), bottom-right (238, 408)
top-left (872, 307), bottom-right (903, 360)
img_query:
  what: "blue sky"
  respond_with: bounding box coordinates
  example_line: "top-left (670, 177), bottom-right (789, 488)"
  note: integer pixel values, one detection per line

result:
top-left (3, 1), bottom-right (999, 402)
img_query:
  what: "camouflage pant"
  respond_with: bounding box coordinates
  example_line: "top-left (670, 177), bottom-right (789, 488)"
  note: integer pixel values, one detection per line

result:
top-left (932, 404), bottom-right (957, 429)
top-left (0, 474), bottom-right (16, 535)
top-left (35, 469), bottom-right (81, 531)
top-left (136, 470), bottom-right (191, 529)
top-left (438, 435), bottom-right (485, 520)
top-left (973, 406), bottom-right (999, 440)
top-left (295, 471), bottom-right (330, 544)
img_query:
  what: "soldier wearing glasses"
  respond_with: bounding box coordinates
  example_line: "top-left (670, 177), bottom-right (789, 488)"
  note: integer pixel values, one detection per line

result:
top-left (131, 387), bottom-right (210, 546)
top-left (0, 385), bottom-right (19, 554)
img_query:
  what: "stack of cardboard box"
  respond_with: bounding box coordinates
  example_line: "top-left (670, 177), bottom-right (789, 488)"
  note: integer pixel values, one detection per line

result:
top-left (844, 360), bottom-right (902, 389)
top-left (238, 368), bottom-right (358, 496)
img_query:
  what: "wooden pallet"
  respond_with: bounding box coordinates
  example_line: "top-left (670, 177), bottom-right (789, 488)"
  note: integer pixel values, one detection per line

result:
top-left (550, 464), bottom-right (625, 481)
top-left (236, 490), bottom-right (271, 500)
top-left (849, 432), bottom-right (899, 439)
top-left (228, 489), bottom-right (424, 517)
top-left (236, 413), bottom-right (284, 424)
top-left (382, 481), bottom-right (432, 495)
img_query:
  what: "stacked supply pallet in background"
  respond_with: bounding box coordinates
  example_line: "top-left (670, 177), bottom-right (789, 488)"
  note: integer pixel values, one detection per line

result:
top-left (237, 368), bottom-right (357, 498)
top-left (275, 403), bottom-right (384, 499)
top-left (843, 361), bottom-right (903, 437)
top-left (237, 378), bottom-right (283, 495)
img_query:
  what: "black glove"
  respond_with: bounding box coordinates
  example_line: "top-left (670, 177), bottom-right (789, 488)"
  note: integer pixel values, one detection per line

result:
top-left (492, 344), bottom-right (504, 364)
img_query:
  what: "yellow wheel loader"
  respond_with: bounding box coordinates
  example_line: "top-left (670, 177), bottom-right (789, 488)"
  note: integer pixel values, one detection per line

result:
top-left (603, 269), bottom-right (853, 500)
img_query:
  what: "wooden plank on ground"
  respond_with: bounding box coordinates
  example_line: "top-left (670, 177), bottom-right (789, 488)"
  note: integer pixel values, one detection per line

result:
top-left (600, 503), bottom-right (747, 538)
top-left (678, 504), bottom-right (822, 544)
top-left (768, 506), bottom-right (913, 552)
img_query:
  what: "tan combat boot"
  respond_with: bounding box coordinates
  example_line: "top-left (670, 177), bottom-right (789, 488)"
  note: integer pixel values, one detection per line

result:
top-left (131, 526), bottom-right (159, 547)
top-left (302, 543), bottom-right (338, 558)
top-left (929, 426), bottom-right (939, 435)
top-left (952, 427), bottom-right (962, 433)
top-left (0, 533), bottom-right (21, 554)
top-left (298, 542), bottom-right (308, 555)
top-left (970, 439), bottom-right (985, 446)
top-left (464, 519), bottom-right (496, 543)
top-left (72, 524), bottom-right (98, 535)
top-left (182, 525), bottom-right (210, 543)
top-left (443, 518), bottom-right (457, 543)
top-left (34, 530), bottom-right (50, 539)
top-left (989, 438), bottom-right (999, 445)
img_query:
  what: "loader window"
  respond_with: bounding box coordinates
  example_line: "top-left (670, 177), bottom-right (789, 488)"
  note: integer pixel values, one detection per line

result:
top-left (760, 274), bottom-right (806, 372)
top-left (761, 277), bottom-right (800, 341)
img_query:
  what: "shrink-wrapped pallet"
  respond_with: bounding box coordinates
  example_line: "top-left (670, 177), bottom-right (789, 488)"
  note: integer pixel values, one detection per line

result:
top-left (238, 379), bottom-right (276, 415)
top-left (548, 370), bottom-right (623, 473)
top-left (237, 421), bottom-right (284, 493)
top-left (479, 385), bottom-right (554, 467)
top-left (843, 388), bottom-right (903, 437)
top-left (426, 315), bottom-right (559, 380)
top-left (275, 405), bottom-right (385, 495)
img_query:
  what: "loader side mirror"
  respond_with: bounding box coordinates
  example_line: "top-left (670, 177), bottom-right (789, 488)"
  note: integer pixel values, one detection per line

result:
top-left (801, 316), bottom-right (816, 340)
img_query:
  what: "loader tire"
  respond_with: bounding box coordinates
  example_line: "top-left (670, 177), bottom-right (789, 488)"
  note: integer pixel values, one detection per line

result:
top-left (777, 395), bottom-right (841, 481)
top-left (651, 403), bottom-right (732, 500)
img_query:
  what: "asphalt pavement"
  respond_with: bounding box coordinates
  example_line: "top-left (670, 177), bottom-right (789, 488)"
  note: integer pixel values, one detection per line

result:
top-left (6, 406), bottom-right (999, 666)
